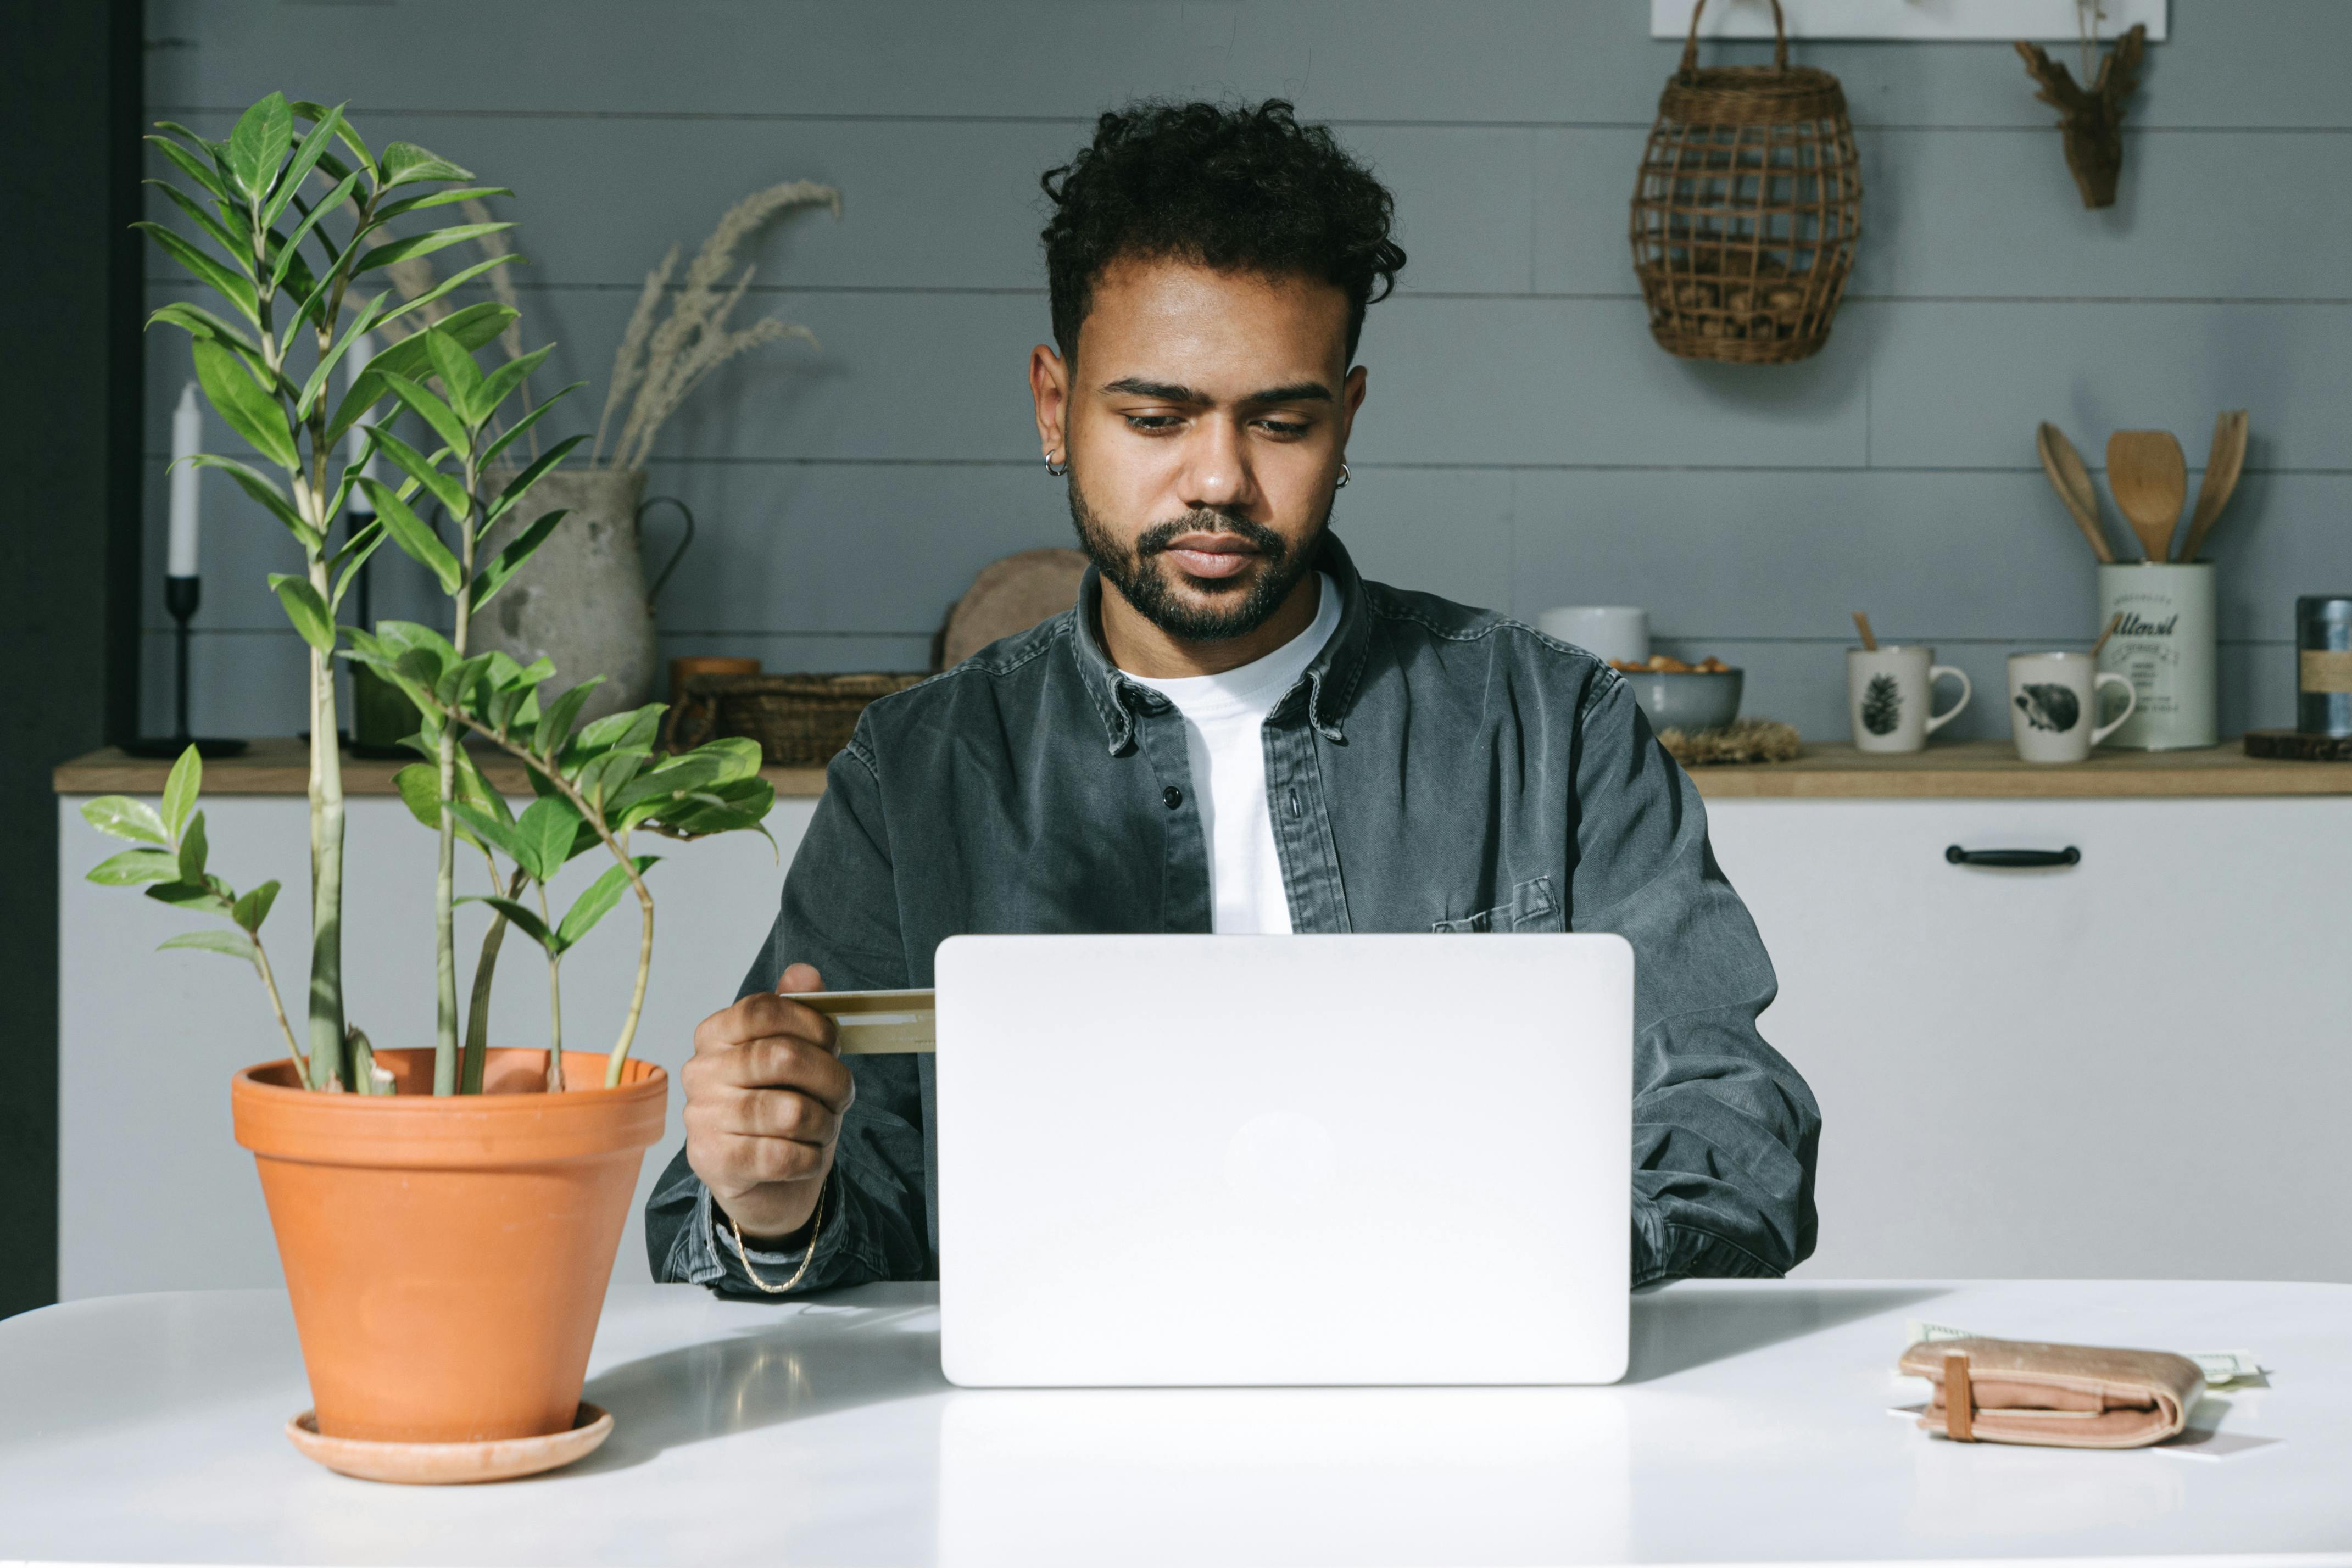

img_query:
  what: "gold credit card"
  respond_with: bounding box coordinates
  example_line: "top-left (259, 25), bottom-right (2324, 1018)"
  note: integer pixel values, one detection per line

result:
top-left (796, 989), bottom-right (935, 1054)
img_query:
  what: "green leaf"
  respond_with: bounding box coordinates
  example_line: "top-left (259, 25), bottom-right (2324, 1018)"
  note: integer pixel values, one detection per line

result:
top-left (360, 478), bottom-right (461, 594)
top-left (449, 801), bottom-right (530, 864)
top-left (144, 181), bottom-right (250, 276)
top-left (87, 848), bottom-right (183, 886)
top-left (423, 326), bottom-right (488, 427)
top-left (224, 92), bottom-right (293, 207)
top-left (159, 928), bottom-right (257, 963)
top-left (177, 810), bottom-right (209, 883)
top-left (147, 879), bottom-right (233, 917)
top-left (378, 141), bottom-right (475, 187)
top-left (232, 879), bottom-right (281, 933)
top-left (148, 133), bottom-right (230, 202)
top-left (190, 336), bottom-right (296, 470)
top-left (479, 384), bottom-right (584, 472)
top-left (330, 521), bottom-right (386, 611)
top-left (82, 795), bottom-right (168, 845)
top-left (364, 420), bottom-right (467, 522)
top-left (324, 301), bottom-right (516, 444)
top-left (470, 508), bottom-right (565, 612)
top-left (136, 223), bottom-right (260, 326)
top-left (143, 300), bottom-right (263, 361)
top-left (462, 895), bottom-right (554, 952)
top-left (375, 185), bottom-right (513, 223)
top-left (352, 221), bottom-right (512, 277)
top-left (377, 369), bottom-right (469, 457)
top-left (477, 343), bottom-right (553, 419)
top-left (607, 753), bottom-right (721, 816)
top-left (482, 434), bottom-right (587, 532)
top-left (556, 856), bottom-right (659, 950)
top-left (160, 745), bottom-right (202, 839)
top-left (372, 253), bottom-right (522, 333)
top-left (267, 167), bottom-right (361, 298)
top-left (269, 573), bottom-right (336, 652)
top-left (434, 652), bottom-right (495, 708)
top-left (516, 796), bottom-right (582, 884)
top-left (259, 103), bottom-right (343, 231)
top-left (188, 454), bottom-right (321, 553)
top-left (575, 703), bottom-right (666, 757)
top-left (535, 680), bottom-right (601, 761)
top-left (292, 289), bottom-right (383, 419)
top-left (698, 736), bottom-right (766, 783)
top-left (393, 762), bottom-right (443, 830)
top-left (288, 99), bottom-right (373, 180)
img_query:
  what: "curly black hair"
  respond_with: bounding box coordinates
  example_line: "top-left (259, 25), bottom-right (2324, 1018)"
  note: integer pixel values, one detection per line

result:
top-left (1039, 99), bottom-right (1406, 365)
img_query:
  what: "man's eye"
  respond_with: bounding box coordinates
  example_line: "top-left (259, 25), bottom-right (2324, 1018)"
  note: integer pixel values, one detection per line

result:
top-left (1257, 419), bottom-right (1310, 438)
top-left (1124, 415), bottom-right (1181, 432)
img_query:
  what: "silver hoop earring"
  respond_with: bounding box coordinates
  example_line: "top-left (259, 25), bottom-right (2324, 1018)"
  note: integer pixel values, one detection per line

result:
top-left (1044, 453), bottom-right (1069, 477)
top-left (1335, 462), bottom-right (1352, 489)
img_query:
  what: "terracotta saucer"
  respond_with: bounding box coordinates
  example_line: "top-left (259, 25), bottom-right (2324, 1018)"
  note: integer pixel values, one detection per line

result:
top-left (285, 1402), bottom-right (613, 1484)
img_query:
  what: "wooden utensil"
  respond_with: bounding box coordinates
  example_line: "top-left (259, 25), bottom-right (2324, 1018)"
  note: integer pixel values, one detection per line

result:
top-left (2105, 430), bottom-right (2188, 562)
top-left (2175, 409), bottom-right (2249, 565)
top-left (1852, 611), bottom-right (1877, 650)
top-left (2036, 423), bottom-right (2114, 563)
top-left (2091, 611), bottom-right (2123, 659)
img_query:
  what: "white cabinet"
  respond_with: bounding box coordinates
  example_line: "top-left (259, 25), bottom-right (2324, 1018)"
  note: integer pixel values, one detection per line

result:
top-left (1706, 797), bottom-right (2352, 1282)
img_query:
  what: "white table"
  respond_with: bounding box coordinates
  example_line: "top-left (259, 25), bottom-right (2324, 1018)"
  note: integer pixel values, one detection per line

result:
top-left (1, 1279), bottom-right (2344, 1567)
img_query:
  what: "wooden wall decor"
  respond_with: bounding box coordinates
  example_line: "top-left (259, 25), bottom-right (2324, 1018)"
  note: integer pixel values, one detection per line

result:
top-left (2015, 22), bottom-right (2148, 209)
top-left (1630, 0), bottom-right (1861, 365)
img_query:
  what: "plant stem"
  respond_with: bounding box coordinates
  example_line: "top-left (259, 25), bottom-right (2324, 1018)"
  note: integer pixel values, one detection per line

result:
top-left (431, 455), bottom-right (481, 1095)
top-left (248, 936), bottom-right (308, 1082)
top-left (460, 858), bottom-right (526, 1093)
top-left (537, 881), bottom-right (566, 1092)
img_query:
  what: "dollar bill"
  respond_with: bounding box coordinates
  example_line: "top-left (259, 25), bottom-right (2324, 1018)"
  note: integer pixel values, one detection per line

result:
top-left (1900, 1320), bottom-right (2265, 1387)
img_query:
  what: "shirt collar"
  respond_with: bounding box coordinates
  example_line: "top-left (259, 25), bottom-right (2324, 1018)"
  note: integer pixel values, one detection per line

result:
top-left (1069, 532), bottom-right (1374, 754)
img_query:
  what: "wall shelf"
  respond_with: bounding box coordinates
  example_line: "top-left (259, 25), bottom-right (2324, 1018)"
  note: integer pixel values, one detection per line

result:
top-left (1651, 0), bottom-right (2166, 42)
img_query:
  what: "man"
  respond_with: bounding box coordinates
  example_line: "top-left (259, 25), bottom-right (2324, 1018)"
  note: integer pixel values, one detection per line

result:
top-left (647, 100), bottom-right (1819, 1296)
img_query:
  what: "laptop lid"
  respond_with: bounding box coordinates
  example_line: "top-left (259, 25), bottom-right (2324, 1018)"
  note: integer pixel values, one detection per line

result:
top-left (935, 933), bottom-right (1631, 1386)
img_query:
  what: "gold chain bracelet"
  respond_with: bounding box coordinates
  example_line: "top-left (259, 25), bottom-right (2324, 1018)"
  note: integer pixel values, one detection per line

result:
top-left (725, 1183), bottom-right (827, 1295)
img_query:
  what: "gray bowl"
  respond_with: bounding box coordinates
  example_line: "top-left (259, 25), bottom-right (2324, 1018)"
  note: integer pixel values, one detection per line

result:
top-left (1623, 669), bottom-right (1743, 734)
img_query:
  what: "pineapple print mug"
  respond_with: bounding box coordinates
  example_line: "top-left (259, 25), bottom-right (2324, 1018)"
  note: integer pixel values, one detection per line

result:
top-left (1848, 645), bottom-right (1971, 753)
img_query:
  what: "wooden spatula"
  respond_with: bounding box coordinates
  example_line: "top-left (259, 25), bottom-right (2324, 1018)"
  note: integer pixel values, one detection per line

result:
top-left (2037, 423), bottom-right (2114, 563)
top-left (2106, 430), bottom-right (2188, 562)
top-left (2175, 410), bottom-right (2249, 565)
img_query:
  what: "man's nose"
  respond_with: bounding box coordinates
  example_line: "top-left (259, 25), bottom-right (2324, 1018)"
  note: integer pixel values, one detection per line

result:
top-left (1178, 418), bottom-right (1257, 515)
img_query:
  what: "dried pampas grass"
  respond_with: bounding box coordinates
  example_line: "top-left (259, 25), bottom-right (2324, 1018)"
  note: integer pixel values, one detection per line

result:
top-left (594, 180), bottom-right (839, 472)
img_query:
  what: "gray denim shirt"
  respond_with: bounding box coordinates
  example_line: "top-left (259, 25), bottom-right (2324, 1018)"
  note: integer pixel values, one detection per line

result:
top-left (647, 534), bottom-right (1820, 1296)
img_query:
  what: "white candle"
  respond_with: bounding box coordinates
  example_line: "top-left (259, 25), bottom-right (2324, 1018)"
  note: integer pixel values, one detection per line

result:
top-left (344, 331), bottom-right (379, 518)
top-left (167, 381), bottom-right (203, 578)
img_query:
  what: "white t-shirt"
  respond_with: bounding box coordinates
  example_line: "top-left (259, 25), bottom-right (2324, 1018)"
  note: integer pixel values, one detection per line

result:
top-left (1124, 574), bottom-right (1342, 934)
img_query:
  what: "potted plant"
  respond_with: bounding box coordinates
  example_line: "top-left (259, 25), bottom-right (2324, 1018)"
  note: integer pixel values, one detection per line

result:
top-left (84, 93), bottom-right (777, 1480)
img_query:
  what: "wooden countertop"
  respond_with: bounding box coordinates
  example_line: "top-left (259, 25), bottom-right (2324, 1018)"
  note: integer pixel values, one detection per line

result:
top-left (53, 738), bottom-right (2352, 801)
top-left (52, 739), bottom-right (830, 798)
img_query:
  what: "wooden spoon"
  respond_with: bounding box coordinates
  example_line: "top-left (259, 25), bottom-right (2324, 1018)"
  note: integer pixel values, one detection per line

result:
top-left (2175, 409), bottom-right (2249, 565)
top-left (2037, 423), bottom-right (2114, 563)
top-left (2106, 429), bottom-right (2188, 562)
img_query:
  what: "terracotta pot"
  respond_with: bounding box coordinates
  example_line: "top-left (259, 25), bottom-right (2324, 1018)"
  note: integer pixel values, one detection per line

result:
top-left (231, 1048), bottom-right (667, 1444)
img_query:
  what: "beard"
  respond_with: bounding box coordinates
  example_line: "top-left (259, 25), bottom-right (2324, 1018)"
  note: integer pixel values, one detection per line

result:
top-left (1067, 477), bottom-right (1326, 644)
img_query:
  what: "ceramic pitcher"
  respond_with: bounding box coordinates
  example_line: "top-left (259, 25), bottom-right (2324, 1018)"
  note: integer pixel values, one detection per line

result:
top-left (476, 467), bottom-right (693, 723)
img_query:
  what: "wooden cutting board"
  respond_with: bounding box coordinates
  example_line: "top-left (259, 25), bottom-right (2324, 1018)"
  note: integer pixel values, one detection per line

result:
top-left (938, 548), bottom-right (1088, 668)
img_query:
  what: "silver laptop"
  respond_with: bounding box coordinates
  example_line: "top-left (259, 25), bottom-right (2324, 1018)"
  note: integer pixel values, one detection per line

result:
top-left (935, 933), bottom-right (1632, 1386)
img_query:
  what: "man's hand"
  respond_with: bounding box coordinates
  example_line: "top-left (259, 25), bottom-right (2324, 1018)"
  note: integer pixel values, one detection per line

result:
top-left (683, 962), bottom-right (855, 1244)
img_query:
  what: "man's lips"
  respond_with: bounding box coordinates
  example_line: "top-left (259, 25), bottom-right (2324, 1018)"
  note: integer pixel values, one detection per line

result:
top-left (1158, 535), bottom-right (1259, 580)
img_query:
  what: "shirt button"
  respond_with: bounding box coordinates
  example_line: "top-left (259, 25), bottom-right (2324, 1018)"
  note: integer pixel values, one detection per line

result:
top-left (1288, 789), bottom-right (1302, 818)
top-left (1163, 785), bottom-right (1184, 810)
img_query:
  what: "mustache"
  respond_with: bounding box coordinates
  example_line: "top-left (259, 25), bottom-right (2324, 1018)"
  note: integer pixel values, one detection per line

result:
top-left (1134, 511), bottom-right (1288, 561)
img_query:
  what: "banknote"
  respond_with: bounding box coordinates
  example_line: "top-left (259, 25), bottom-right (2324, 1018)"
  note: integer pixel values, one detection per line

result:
top-left (1901, 1319), bottom-right (2264, 1387)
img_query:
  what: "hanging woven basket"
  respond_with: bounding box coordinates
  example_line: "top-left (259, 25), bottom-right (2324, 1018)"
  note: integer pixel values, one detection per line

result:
top-left (1630, 0), bottom-right (1861, 365)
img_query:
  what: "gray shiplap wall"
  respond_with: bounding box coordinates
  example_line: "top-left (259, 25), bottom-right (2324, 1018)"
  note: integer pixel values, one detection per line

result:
top-left (141, 1), bottom-right (2352, 742)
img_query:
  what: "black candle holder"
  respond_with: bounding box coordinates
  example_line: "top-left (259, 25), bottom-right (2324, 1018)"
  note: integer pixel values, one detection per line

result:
top-left (124, 574), bottom-right (250, 759)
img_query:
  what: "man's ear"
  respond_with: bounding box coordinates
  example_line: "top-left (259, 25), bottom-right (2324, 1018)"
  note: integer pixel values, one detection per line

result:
top-left (1030, 344), bottom-right (1070, 464)
top-left (1339, 362), bottom-right (1369, 442)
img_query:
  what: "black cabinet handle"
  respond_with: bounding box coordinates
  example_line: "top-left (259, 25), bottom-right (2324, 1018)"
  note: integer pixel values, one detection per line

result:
top-left (1944, 845), bottom-right (2081, 868)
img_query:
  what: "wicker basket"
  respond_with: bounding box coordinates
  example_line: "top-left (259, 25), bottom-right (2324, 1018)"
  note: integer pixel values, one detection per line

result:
top-left (1630, 0), bottom-right (1861, 365)
top-left (663, 672), bottom-right (928, 766)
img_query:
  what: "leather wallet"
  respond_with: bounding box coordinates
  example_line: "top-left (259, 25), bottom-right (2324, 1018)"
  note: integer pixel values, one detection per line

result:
top-left (1899, 1337), bottom-right (2205, 1449)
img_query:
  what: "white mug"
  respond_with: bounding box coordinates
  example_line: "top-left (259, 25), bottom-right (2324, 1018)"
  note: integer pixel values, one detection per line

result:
top-left (1537, 606), bottom-right (1648, 667)
top-left (1848, 645), bottom-right (1970, 753)
top-left (2008, 651), bottom-right (2137, 763)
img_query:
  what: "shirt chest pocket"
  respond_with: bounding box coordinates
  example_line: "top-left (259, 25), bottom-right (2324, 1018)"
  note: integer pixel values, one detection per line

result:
top-left (1431, 875), bottom-right (1563, 934)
